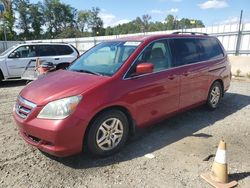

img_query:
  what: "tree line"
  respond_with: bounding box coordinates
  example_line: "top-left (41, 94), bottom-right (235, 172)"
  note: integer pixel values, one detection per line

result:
top-left (0, 0), bottom-right (205, 41)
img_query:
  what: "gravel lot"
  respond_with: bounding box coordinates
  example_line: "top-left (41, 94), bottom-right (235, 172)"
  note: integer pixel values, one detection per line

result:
top-left (0, 80), bottom-right (250, 188)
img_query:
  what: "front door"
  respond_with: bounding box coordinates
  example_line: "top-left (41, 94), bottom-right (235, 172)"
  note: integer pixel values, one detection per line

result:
top-left (6, 45), bottom-right (38, 77)
top-left (123, 39), bottom-right (180, 127)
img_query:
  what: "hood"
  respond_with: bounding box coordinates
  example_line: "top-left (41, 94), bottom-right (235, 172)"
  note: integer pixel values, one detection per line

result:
top-left (20, 70), bottom-right (110, 106)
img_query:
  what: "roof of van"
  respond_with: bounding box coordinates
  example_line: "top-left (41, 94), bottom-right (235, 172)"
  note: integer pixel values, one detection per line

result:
top-left (116, 33), bottom-right (212, 42)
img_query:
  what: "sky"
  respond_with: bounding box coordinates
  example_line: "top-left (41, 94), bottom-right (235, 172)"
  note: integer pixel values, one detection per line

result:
top-left (30, 0), bottom-right (250, 27)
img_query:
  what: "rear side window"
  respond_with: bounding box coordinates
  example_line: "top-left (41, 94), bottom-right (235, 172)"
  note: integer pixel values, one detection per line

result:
top-left (171, 38), bottom-right (200, 66)
top-left (38, 45), bottom-right (57, 56)
top-left (55, 45), bottom-right (74, 55)
top-left (198, 38), bottom-right (224, 61)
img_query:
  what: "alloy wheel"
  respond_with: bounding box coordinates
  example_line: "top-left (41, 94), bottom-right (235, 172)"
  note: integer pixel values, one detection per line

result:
top-left (96, 118), bottom-right (124, 151)
top-left (210, 85), bottom-right (221, 107)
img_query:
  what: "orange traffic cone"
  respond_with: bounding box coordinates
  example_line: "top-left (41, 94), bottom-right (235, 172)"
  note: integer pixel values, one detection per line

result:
top-left (201, 140), bottom-right (238, 188)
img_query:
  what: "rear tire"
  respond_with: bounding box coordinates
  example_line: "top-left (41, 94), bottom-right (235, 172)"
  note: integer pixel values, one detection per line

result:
top-left (207, 81), bottom-right (223, 110)
top-left (0, 70), bottom-right (3, 83)
top-left (87, 110), bottom-right (129, 157)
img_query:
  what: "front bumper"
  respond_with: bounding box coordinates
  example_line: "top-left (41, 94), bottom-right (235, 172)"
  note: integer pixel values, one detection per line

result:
top-left (13, 106), bottom-right (88, 157)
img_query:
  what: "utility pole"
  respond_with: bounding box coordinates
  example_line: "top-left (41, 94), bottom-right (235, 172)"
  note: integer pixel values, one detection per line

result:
top-left (235, 10), bottom-right (243, 56)
top-left (3, 18), bottom-right (7, 50)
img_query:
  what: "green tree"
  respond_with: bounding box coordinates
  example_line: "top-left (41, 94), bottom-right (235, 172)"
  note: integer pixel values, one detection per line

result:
top-left (178, 18), bottom-right (205, 29)
top-left (0, 0), bottom-right (16, 39)
top-left (43, 0), bottom-right (77, 38)
top-left (148, 21), bottom-right (166, 32)
top-left (87, 7), bottom-right (103, 36)
top-left (165, 14), bottom-right (175, 30)
top-left (164, 14), bottom-right (205, 30)
top-left (56, 27), bottom-right (82, 38)
top-left (142, 14), bottom-right (151, 32)
top-left (29, 2), bottom-right (44, 39)
top-left (105, 26), bottom-right (114, 35)
top-left (134, 17), bottom-right (144, 32)
top-left (77, 10), bottom-right (90, 32)
top-left (13, 0), bottom-right (31, 39)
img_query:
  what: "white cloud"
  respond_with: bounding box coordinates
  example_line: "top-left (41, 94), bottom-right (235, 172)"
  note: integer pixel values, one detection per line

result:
top-left (150, 8), bottom-right (179, 15)
top-left (99, 11), bottom-right (130, 27)
top-left (115, 19), bottom-right (131, 25)
top-left (99, 12), bottom-right (116, 27)
top-left (199, 0), bottom-right (228, 9)
top-left (170, 8), bottom-right (179, 13)
top-left (150, 9), bottom-right (164, 14)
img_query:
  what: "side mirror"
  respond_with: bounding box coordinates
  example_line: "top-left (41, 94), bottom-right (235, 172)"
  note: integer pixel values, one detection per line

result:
top-left (136, 63), bottom-right (154, 75)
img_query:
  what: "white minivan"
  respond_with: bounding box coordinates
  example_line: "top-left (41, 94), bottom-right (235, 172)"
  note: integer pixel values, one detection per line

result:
top-left (0, 43), bottom-right (79, 81)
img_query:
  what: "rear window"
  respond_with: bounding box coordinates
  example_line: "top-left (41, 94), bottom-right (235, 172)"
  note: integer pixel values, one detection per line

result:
top-left (55, 45), bottom-right (74, 55)
top-left (170, 37), bottom-right (224, 67)
top-left (198, 38), bottom-right (224, 61)
top-left (38, 45), bottom-right (74, 56)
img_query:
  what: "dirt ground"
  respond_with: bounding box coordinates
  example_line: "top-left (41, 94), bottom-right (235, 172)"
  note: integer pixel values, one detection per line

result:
top-left (0, 80), bottom-right (249, 188)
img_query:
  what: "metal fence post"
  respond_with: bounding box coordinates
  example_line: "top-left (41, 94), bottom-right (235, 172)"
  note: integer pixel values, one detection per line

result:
top-left (235, 10), bottom-right (243, 56)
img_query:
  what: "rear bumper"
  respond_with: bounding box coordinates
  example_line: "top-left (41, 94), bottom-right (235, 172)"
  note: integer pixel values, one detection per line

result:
top-left (13, 111), bottom-right (88, 157)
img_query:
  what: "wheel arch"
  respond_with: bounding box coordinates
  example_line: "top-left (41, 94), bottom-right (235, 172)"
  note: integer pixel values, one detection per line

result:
top-left (212, 79), bottom-right (224, 96)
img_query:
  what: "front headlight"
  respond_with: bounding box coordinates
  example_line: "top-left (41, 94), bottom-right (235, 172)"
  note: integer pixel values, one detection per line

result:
top-left (37, 96), bottom-right (82, 120)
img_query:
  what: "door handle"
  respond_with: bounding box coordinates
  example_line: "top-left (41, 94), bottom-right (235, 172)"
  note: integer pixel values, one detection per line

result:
top-left (182, 72), bottom-right (189, 76)
top-left (55, 58), bottom-right (60, 60)
top-left (167, 75), bottom-right (175, 80)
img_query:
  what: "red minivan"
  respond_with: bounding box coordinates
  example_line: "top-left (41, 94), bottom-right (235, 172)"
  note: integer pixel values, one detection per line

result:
top-left (13, 33), bottom-right (231, 157)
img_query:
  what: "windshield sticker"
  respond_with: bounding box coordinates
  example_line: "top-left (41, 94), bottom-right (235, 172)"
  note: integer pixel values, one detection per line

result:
top-left (124, 41), bottom-right (141, 46)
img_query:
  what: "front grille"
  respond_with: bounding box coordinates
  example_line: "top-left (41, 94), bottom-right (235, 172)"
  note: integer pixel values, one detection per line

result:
top-left (15, 96), bottom-right (37, 119)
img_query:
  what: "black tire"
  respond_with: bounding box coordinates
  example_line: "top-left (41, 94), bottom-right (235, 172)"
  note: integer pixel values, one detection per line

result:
top-left (206, 81), bottom-right (223, 110)
top-left (0, 70), bottom-right (3, 83)
top-left (56, 63), bottom-right (70, 70)
top-left (87, 110), bottom-right (129, 157)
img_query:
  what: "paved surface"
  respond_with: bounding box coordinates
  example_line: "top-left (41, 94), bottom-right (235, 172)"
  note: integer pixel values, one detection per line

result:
top-left (0, 80), bottom-right (250, 188)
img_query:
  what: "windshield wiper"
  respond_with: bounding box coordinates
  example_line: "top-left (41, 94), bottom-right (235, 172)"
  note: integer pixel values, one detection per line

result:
top-left (71, 69), bottom-right (102, 76)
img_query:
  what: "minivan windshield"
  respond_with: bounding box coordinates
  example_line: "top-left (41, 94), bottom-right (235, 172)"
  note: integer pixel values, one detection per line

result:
top-left (68, 41), bottom-right (141, 76)
top-left (0, 45), bottom-right (16, 56)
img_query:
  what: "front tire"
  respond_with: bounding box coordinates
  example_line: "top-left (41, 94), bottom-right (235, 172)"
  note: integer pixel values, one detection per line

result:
top-left (87, 110), bottom-right (129, 157)
top-left (207, 81), bottom-right (223, 110)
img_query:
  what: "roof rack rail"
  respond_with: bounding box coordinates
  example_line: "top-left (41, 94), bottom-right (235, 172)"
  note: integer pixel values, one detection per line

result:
top-left (23, 41), bottom-right (67, 44)
top-left (172, 31), bottom-right (208, 36)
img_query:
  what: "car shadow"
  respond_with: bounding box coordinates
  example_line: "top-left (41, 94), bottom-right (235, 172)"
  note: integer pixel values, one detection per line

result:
top-left (46, 92), bottom-right (250, 169)
top-left (0, 80), bottom-right (27, 88)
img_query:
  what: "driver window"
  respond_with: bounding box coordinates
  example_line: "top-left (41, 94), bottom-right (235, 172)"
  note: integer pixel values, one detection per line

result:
top-left (9, 45), bottom-right (37, 58)
top-left (127, 40), bottom-right (172, 77)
